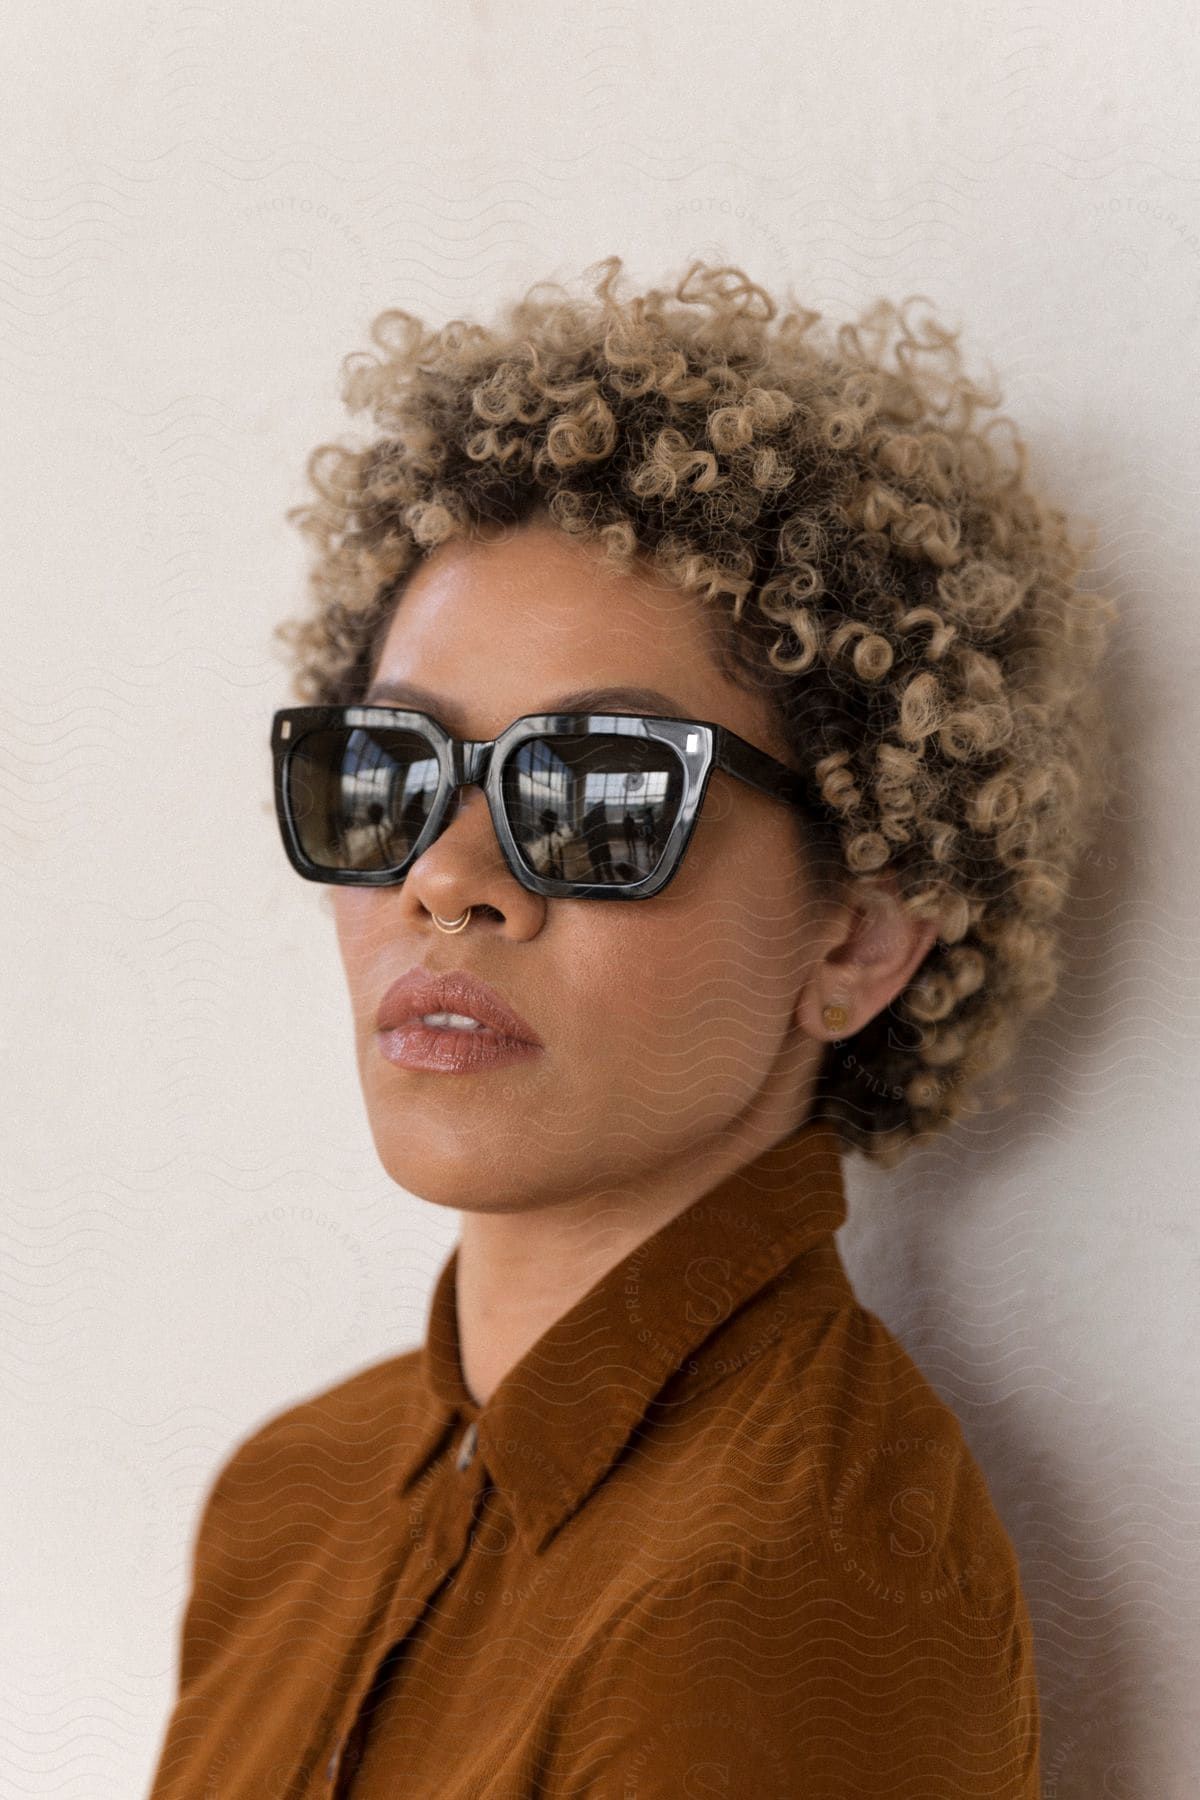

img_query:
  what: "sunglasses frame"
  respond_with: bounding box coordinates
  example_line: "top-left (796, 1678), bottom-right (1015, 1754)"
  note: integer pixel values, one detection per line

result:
top-left (271, 704), bottom-right (820, 901)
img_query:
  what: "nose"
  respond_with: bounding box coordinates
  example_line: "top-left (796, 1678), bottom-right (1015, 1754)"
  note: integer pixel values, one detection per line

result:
top-left (399, 766), bottom-right (547, 936)
top-left (445, 780), bottom-right (487, 824)
top-left (426, 779), bottom-right (506, 869)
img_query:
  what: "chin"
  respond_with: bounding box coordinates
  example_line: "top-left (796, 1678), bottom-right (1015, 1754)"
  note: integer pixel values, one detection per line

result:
top-left (366, 1116), bottom-right (524, 1208)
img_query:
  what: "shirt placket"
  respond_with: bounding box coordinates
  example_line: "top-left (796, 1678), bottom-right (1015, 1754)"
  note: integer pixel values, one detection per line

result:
top-left (305, 1409), bottom-right (488, 1800)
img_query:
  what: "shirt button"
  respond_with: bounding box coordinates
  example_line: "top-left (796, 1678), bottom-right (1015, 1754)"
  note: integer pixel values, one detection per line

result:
top-left (455, 1419), bottom-right (478, 1470)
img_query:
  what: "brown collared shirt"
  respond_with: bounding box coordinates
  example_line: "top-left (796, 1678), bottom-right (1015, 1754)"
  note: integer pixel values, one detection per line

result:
top-left (146, 1118), bottom-right (1040, 1798)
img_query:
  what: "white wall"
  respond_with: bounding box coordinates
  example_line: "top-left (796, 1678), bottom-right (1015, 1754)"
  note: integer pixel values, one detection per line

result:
top-left (3, 3), bottom-right (1197, 1794)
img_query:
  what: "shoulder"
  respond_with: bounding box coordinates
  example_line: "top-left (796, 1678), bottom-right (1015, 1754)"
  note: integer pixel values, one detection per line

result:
top-left (695, 1280), bottom-right (1025, 1610)
top-left (174, 1349), bottom-right (426, 1691)
top-left (553, 1300), bottom-right (1041, 1795)
top-left (189, 1347), bottom-right (425, 1548)
top-left (676, 1275), bottom-right (1023, 1601)
top-left (229, 1346), bottom-right (424, 1462)
top-left (791, 1292), bottom-right (1025, 1625)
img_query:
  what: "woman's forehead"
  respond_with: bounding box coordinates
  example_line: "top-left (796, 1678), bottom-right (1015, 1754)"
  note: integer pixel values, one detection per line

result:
top-left (368, 527), bottom-right (785, 744)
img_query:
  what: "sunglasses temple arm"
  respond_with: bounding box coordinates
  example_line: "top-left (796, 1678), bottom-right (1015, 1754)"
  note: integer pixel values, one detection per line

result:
top-left (712, 727), bottom-right (816, 812)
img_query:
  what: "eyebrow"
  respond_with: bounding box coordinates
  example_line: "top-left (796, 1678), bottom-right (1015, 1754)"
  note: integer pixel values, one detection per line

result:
top-left (360, 678), bottom-right (691, 727)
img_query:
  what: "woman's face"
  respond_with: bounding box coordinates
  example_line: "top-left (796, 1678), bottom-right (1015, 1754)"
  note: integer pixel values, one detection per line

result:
top-left (332, 518), bottom-right (842, 1214)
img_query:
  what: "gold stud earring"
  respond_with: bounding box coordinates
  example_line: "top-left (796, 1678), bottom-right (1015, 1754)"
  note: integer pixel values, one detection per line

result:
top-left (822, 1000), bottom-right (851, 1034)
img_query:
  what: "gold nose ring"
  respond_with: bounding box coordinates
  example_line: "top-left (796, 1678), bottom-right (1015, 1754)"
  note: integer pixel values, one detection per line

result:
top-left (432, 909), bottom-right (473, 934)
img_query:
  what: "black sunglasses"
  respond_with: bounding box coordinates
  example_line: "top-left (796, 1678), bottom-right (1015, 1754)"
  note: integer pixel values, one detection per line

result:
top-left (270, 705), bottom-right (819, 901)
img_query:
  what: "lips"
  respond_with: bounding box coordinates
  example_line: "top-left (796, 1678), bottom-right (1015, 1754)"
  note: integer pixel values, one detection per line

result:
top-left (374, 964), bottom-right (543, 1046)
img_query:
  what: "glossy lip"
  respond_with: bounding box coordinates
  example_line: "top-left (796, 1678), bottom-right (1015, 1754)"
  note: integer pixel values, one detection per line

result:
top-left (377, 1021), bottom-right (543, 1075)
top-left (374, 964), bottom-right (543, 1046)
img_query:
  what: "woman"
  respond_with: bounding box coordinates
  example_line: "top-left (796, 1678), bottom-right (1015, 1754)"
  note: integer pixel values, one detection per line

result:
top-left (148, 259), bottom-right (1115, 1797)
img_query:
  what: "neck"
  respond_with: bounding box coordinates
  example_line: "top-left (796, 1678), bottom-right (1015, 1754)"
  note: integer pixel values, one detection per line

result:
top-left (453, 1104), bottom-right (808, 1407)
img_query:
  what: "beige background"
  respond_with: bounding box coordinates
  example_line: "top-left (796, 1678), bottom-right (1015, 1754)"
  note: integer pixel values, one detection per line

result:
top-left (3, 3), bottom-right (1197, 1794)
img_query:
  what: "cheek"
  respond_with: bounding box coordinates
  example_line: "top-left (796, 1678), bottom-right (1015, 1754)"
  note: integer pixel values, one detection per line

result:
top-left (331, 891), bottom-right (382, 1003)
top-left (571, 834), bottom-right (802, 1073)
top-left (678, 801), bottom-right (809, 995)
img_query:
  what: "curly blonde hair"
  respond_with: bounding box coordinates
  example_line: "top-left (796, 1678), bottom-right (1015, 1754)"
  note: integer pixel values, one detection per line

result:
top-left (273, 256), bottom-right (1117, 1169)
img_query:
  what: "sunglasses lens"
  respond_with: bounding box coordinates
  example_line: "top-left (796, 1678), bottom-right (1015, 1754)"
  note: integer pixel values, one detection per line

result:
top-left (285, 724), bottom-right (441, 873)
top-left (501, 732), bottom-right (685, 886)
top-left (283, 723), bottom-right (687, 887)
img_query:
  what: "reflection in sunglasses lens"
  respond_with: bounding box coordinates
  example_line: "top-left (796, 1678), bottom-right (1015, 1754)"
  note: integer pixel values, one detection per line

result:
top-left (290, 726), bottom-right (441, 873)
top-left (502, 734), bottom-right (683, 884)
top-left (288, 727), bottom-right (685, 884)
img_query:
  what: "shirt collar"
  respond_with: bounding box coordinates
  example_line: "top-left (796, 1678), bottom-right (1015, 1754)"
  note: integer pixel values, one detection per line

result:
top-left (396, 1115), bottom-right (848, 1554)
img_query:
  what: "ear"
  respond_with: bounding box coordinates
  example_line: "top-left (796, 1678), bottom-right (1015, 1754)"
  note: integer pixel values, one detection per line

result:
top-left (796, 873), bottom-right (942, 1042)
